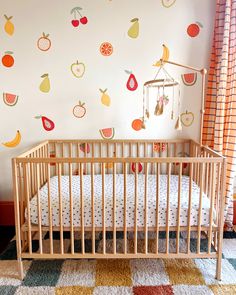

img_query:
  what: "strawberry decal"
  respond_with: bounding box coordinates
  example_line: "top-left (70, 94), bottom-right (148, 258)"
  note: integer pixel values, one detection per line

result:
top-left (35, 115), bottom-right (55, 131)
top-left (70, 7), bottom-right (88, 27)
top-left (125, 70), bottom-right (138, 91)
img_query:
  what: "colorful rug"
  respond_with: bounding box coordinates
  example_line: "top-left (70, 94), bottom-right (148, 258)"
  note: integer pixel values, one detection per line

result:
top-left (0, 233), bottom-right (236, 295)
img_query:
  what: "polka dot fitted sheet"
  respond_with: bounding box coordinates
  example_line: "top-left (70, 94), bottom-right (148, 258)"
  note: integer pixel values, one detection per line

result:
top-left (27, 174), bottom-right (214, 228)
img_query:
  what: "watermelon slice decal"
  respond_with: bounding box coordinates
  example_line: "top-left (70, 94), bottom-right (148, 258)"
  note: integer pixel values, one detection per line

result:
top-left (99, 128), bottom-right (115, 140)
top-left (181, 73), bottom-right (197, 86)
top-left (3, 93), bottom-right (18, 106)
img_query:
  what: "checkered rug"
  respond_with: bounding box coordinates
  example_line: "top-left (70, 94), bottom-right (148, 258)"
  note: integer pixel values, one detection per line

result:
top-left (0, 232), bottom-right (236, 295)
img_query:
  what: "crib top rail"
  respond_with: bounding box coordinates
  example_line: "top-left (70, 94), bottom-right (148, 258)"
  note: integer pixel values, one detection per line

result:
top-left (14, 156), bottom-right (224, 165)
top-left (14, 139), bottom-right (225, 162)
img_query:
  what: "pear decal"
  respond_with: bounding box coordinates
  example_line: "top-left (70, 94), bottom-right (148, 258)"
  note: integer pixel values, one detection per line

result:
top-left (128, 18), bottom-right (139, 39)
top-left (39, 73), bottom-right (50, 93)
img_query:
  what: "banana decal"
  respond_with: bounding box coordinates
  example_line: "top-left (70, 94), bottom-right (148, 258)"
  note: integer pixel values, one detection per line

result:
top-left (153, 44), bottom-right (170, 67)
top-left (3, 130), bottom-right (21, 148)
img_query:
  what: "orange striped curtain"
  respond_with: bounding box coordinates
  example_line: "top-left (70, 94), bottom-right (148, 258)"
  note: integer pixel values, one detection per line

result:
top-left (203, 0), bottom-right (236, 229)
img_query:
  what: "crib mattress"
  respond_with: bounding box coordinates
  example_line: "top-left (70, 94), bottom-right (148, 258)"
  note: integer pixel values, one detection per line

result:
top-left (27, 174), bottom-right (213, 228)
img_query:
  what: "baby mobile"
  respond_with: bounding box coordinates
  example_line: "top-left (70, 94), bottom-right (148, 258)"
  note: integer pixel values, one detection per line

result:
top-left (132, 44), bottom-right (182, 131)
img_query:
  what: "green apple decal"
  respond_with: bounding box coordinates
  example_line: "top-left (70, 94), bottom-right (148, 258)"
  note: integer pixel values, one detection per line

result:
top-left (71, 60), bottom-right (85, 78)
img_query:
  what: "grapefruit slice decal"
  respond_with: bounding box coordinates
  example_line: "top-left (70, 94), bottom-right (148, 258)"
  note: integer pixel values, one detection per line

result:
top-left (3, 93), bottom-right (18, 106)
top-left (99, 128), bottom-right (115, 140)
top-left (181, 73), bottom-right (197, 86)
top-left (100, 42), bottom-right (113, 56)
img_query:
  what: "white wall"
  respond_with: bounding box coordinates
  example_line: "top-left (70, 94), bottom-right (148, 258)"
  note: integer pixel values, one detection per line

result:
top-left (0, 0), bottom-right (216, 201)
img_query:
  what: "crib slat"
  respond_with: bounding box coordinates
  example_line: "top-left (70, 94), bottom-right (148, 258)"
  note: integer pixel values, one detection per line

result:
top-left (187, 163), bottom-right (193, 254)
top-left (123, 162), bottom-right (127, 254)
top-left (166, 163), bottom-right (171, 254)
top-left (129, 144), bottom-right (132, 173)
top-left (77, 143), bottom-right (80, 176)
top-left (69, 163), bottom-right (74, 254)
top-left (134, 162), bottom-right (138, 254)
top-left (61, 143), bottom-right (64, 175)
top-left (58, 164), bottom-right (64, 254)
top-left (46, 164), bottom-right (53, 254)
top-left (156, 163), bottom-right (160, 254)
top-left (113, 162), bottom-right (116, 254)
top-left (176, 163), bottom-right (182, 254)
top-left (144, 163), bottom-right (148, 254)
top-left (174, 143), bottom-right (177, 175)
top-left (197, 163), bottom-right (204, 253)
top-left (208, 162), bottom-right (216, 253)
top-left (91, 163), bottom-right (95, 254)
top-left (23, 163), bottom-right (32, 254)
top-left (102, 163), bottom-right (106, 254)
top-left (36, 164), bottom-right (43, 254)
top-left (80, 163), bottom-right (85, 254)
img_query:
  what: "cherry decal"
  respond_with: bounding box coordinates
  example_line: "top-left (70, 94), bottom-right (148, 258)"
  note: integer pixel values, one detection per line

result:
top-left (71, 7), bottom-right (88, 28)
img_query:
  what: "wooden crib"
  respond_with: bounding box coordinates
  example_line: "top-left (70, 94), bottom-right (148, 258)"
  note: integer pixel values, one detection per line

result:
top-left (12, 139), bottom-right (226, 280)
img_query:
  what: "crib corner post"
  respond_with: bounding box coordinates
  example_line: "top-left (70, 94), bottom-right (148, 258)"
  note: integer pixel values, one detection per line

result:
top-left (216, 157), bottom-right (227, 280)
top-left (18, 258), bottom-right (24, 280)
top-left (12, 158), bottom-right (24, 280)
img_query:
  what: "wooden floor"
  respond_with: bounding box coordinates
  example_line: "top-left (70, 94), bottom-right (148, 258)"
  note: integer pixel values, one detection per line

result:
top-left (0, 227), bottom-right (15, 254)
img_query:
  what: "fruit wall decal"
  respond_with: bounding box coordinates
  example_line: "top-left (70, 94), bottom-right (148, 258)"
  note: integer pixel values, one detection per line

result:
top-left (50, 151), bottom-right (56, 166)
top-left (131, 162), bottom-right (143, 173)
top-left (37, 33), bottom-right (51, 51)
top-left (153, 143), bottom-right (167, 152)
top-left (71, 60), bottom-right (85, 78)
top-left (187, 22), bottom-right (203, 38)
top-left (153, 44), bottom-right (170, 67)
top-left (3, 93), bottom-right (18, 106)
top-left (100, 88), bottom-right (111, 106)
top-left (161, 0), bottom-right (176, 8)
top-left (128, 18), bottom-right (139, 39)
top-left (35, 115), bottom-right (55, 131)
top-left (100, 42), bottom-right (113, 56)
top-left (73, 101), bottom-right (86, 118)
top-left (4, 15), bottom-right (14, 36)
top-left (2, 130), bottom-right (21, 148)
top-left (131, 118), bottom-right (144, 131)
top-left (70, 7), bottom-right (88, 27)
top-left (2, 51), bottom-right (14, 67)
top-left (180, 111), bottom-right (194, 127)
top-left (79, 143), bottom-right (90, 153)
top-left (181, 73), bottom-right (197, 86)
top-left (125, 70), bottom-right (138, 91)
top-left (39, 73), bottom-right (50, 93)
top-left (99, 128), bottom-right (115, 140)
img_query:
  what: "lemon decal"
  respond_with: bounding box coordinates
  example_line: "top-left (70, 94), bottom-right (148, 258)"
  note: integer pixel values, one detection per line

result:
top-left (4, 15), bottom-right (14, 36)
top-left (100, 88), bottom-right (111, 106)
top-left (128, 18), bottom-right (139, 39)
top-left (39, 73), bottom-right (50, 93)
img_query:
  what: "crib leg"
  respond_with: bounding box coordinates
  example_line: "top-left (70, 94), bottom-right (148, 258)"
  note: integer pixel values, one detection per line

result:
top-left (216, 255), bottom-right (222, 280)
top-left (18, 258), bottom-right (24, 280)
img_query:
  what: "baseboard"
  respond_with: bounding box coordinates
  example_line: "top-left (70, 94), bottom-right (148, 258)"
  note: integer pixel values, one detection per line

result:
top-left (0, 201), bottom-right (15, 226)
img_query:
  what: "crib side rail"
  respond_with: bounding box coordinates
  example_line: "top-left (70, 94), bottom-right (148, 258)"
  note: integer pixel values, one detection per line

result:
top-left (13, 154), bottom-right (225, 260)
